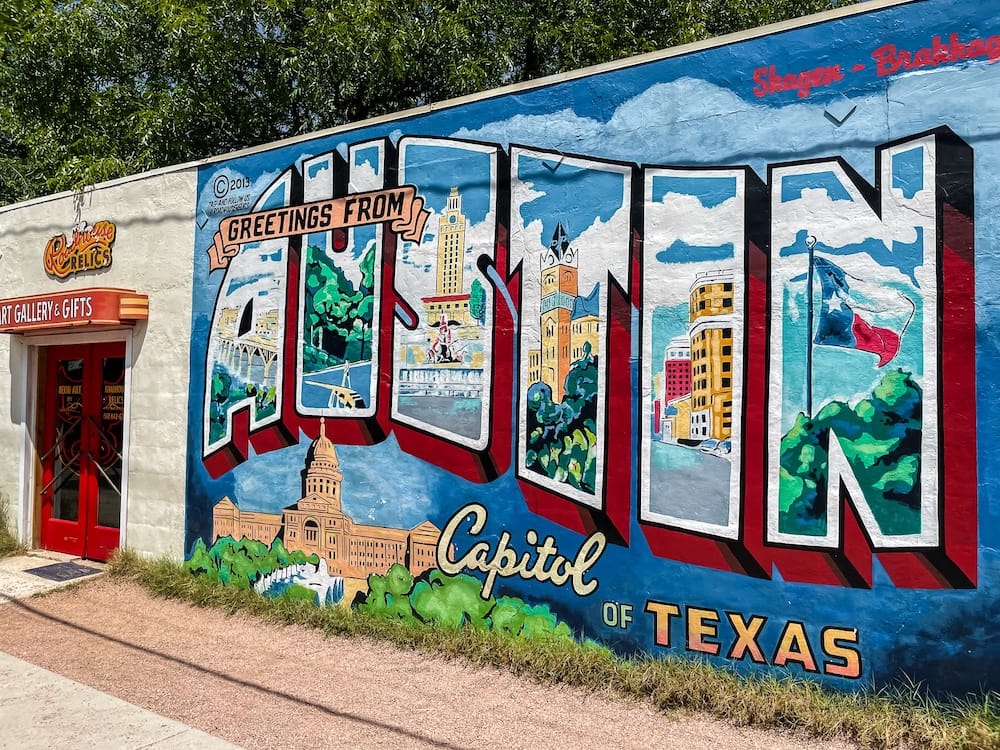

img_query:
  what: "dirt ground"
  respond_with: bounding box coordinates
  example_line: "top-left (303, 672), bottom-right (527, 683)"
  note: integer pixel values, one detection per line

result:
top-left (0, 578), bottom-right (859, 750)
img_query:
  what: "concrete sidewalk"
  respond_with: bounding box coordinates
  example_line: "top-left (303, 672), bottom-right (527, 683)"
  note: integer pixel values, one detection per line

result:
top-left (0, 553), bottom-right (240, 749)
top-left (0, 551), bottom-right (105, 603)
top-left (0, 651), bottom-right (241, 749)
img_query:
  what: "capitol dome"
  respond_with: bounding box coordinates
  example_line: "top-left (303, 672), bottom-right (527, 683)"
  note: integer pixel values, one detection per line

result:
top-left (307, 417), bottom-right (340, 468)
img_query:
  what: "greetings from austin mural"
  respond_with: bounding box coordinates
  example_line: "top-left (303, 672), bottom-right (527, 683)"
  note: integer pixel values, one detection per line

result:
top-left (184, 0), bottom-right (999, 692)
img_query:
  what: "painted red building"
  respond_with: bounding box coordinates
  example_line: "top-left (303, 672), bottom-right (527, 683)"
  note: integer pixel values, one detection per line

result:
top-left (663, 336), bottom-right (691, 402)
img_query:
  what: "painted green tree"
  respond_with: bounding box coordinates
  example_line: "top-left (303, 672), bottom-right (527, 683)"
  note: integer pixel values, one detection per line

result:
top-left (207, 364), bottom-right (275, 443)
top-left (358, 564), bottom-right (574, 639)
top-left (185, 535), bottom-right (318, 589)
top-left (524, 343), bottom-right (599, 493)
top-left (778, 369), bottom-right (922, 537)
top-left (302, 243), bottom-right (375, 372)
top-left (468, 278), bottom-right (487, 325)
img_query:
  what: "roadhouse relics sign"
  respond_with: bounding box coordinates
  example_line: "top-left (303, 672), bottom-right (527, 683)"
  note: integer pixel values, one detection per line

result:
top-left (43, 220), bottom-right (117, 279)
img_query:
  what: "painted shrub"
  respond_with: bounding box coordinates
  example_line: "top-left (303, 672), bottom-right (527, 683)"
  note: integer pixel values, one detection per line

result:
top-left (185, 0), bottom-right (1000, 694)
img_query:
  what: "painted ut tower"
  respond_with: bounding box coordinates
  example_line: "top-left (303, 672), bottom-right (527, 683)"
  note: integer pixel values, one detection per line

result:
top-left (437, 187), bottom-right (467, 296)
top-left (539, 223), bottom-right (579, 401)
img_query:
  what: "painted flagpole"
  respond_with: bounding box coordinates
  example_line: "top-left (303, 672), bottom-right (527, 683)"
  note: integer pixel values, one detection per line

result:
top-left (805, 234), bottom-right (817, 418)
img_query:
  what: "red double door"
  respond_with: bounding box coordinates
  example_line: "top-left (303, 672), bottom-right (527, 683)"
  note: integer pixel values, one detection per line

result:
top-left (39, 343), bottom-right (125, 561)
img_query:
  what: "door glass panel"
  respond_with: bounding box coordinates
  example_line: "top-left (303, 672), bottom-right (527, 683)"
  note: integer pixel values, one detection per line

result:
top-left (96, 356), bottom-right (125, 528)
top-left (52, 357), bottom-right (84, 522)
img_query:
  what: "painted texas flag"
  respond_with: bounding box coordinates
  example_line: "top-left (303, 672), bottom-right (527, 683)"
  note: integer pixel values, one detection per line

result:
top-left (813, 257), bottom-right (914, 367)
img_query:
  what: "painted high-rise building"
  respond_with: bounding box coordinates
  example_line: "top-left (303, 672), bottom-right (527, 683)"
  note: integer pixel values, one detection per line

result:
top-left (663, 335), bottom-right (692, 402)
top-left (436, 186), bottom-right (467, 296)
top-left (688, 269), bottom-right (735, 440)
top-left (538, 223), bottom-right (579, 400)
top-left (422, 186), bottom-right (472, 331)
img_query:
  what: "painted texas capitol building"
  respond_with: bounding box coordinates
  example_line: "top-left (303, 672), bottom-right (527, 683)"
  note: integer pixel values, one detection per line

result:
top-left (212, 418), bottom-right (442, 579)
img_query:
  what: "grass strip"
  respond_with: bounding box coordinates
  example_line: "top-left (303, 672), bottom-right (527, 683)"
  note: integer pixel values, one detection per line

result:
top-left (107, 549), bottom-right (999, 750)
top-left (0, 498), bottom-right (25, 557)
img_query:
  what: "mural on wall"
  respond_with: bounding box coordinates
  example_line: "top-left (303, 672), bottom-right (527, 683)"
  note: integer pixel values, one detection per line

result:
top-left (391, 138), bottom-right (500, 452)
top-left (640, 167), bottom-right (752, 543)
top-left (186, 0), bottom-right (998, 693)
top-left (766, 136), bottom-right (964, 588)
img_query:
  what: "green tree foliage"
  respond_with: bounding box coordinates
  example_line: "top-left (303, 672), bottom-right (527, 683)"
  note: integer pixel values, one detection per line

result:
top-left (185, 534), bottom-right (319, 588)
top-left (208, 366), bottom-right (236, 443)
top-left (778, 369), bottom-right (922, 537)
top-left (302, 242), bottom-right (375, 371)
top-left (525, 344), bottom-right (599, 493)
top-left (358, 563), bottom-right (574, 639)
top-left (1, 0), bottom-right (857, 204)
top-left (207, 364), bottom-right (276, 442)
top-left (468, 278), bottom-right (487, 325)
top-left (210, 368), bottom-right (232, 409)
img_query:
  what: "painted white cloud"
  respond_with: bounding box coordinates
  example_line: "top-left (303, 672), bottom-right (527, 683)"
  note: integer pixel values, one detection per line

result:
top-left (455, 109), bottom-right (604, 153)
top-left (646, 192), bottom-right (745, 254)
top-left (348, 159), bottom-right (381, 192)
top-left (572, 205), bottom-right (631, 286)
top-left (508, 175), bottom-right (547, 268)
top-left (774, 186), bottom-right (920, 247)
top-left (454, 78), bottom-right (891, 180)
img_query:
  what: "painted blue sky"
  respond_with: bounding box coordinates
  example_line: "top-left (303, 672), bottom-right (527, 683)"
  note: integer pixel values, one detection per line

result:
top-left (306, 160), bottom-right (329, 180)
top-left (780, 171), bottom-right (852, 202)
top-left (354, 145), bottom-right (382, 176)
top-left (892, 147), bottom-right (924, 199)
top-left (516, 156), bottom-right (625, 246)
top-left (400, 144), bottom-right (492, 222)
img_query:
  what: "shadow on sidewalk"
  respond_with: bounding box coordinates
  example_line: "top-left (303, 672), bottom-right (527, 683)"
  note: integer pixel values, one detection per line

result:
top-left (4, 595), bottom-right (468, 750)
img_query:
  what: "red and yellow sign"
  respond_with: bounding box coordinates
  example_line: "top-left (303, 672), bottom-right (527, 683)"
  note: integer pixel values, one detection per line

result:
top-left (44, 220), bottom-right (117, 279)
top-left (0, 288), bottom-right (148, 334)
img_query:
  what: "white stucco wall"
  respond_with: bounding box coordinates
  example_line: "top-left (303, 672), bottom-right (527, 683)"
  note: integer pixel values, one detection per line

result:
top-left (0, 169), bottom-right (197, 558)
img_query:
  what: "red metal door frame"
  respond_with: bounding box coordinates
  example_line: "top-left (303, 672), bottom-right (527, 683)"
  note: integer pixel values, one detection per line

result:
top-left (39, 342), bottom-right (125, 561)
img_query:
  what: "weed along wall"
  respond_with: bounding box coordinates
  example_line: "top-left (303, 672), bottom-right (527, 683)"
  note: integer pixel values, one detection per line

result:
top-left (182, 0), bottom-right (1000, 695)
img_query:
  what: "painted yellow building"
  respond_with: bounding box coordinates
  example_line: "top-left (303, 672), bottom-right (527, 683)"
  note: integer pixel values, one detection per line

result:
top-left (688, 269), bottom-right (735, 441)
top-left (527, 349), bottom-right (542, 386)
top-left (571, 313), bottom-right (599, 361)
top-left (422, 295), bottom-right (473, 327)
top-left (254, 309), bottom-right (280, 338)
top-left (217, 307), bottom-right (239, 337)
top-left (662, 395), bottom-right (692, 441)
top-left (422, 186), bottom-right (472, 326)
top-left (436, 187), bottom-right (467, 296)
top-left (212, 418), bottom-right (441, 579)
